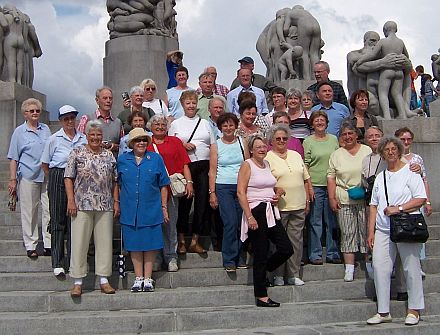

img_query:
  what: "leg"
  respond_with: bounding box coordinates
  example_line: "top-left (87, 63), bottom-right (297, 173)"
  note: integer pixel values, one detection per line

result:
top-left (191, 160), bottom-right (210, 238)
top-left (373, 230), bottom-right (397, 314)
top-left (377, 70), bottom-right (394, 119)
top-left (323, 191), bottom-right (340, 261)
top-left (18, 178), bottom-right (40, 251)
top-left (40, 180), bottom-right (51, 249)
top-left (337, 205), bottom-right (357, 263)
top-left (281, 210), bottom-right (305, 278)
top-left (143, 250), bottom-right (158, 279)
top-left (394, 252), bottom-right (407, 294)
top-left (131, 251), bottom-right (144, 277)
top-left (162, 196), bottom-right (178, 264)
top-left (266, 218), bottom-right (294, 273)
top-left (308, 186), bottom-right (324, 261)
top-left (93, 211), bottom-right (114, 277)
top-left (69, 211), bottom-right (94, 278)
top-left (217, 184), bottom-right (241, 267)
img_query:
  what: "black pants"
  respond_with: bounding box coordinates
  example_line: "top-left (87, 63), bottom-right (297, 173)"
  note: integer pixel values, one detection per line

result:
top-left (248, 202), bottom-right (293, 298)
top-left (177, 160), bottom-right (210, 236)
top-left (48, 168), bottom-right (71, 269)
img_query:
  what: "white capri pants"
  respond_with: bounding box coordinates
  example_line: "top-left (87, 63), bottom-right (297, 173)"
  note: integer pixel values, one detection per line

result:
top-left (373, 229), bottom-right (424, 313)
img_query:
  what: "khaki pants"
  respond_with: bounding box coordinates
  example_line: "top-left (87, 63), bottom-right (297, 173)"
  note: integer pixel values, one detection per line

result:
top-left (19, 178), bottom-right (50, 250)
top-left (70, 211), bottom-right (113, 278)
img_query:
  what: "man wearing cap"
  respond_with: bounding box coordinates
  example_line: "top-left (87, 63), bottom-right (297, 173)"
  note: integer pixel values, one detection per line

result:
top-left (230, 56), bottom-right (276, 93)
top-left (227, 68), bottom-right (269, 116)
top-left (307, 61), bottom-right (349, 108)
top-left (166, 50), bottom-right (184, 89)
top-left (77, 86), bottom-right (123, 155)
top-left (196, 66), bottom-right (229, 97)
top-left (41, 105), bottom-right (87, 278)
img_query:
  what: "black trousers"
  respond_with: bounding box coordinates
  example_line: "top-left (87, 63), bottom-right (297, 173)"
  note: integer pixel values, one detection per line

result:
top-left (48, 168), bottom-right (71, 269)
top-left (177, 160), bottom-right (210, 236)
top-left (248, 202), bottom-right (293, 298)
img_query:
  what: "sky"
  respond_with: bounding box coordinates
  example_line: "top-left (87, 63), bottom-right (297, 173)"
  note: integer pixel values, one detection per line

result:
top-left (4, 0), bottom-right (438, 120)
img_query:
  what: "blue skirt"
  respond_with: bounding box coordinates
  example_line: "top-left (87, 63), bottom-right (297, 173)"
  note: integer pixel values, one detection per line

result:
top-left (121, 223), bottom-right (163, 252)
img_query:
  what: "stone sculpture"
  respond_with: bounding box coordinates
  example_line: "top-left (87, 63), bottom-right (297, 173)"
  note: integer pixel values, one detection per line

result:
top-left (0, 5), bottom-right (42, 88)
top-left (350, 21), bottom-right (416, 119)
top-left (257, 5), bottom-right (323, 83)
top-left (106, 0), bottom-right (177, 39)
top-left (432, 48), bottom-right (440, 83)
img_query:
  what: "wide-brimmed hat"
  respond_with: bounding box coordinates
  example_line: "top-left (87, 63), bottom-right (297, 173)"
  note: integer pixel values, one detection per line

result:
top-left (58, 104), bottom-right (78, 119)
top-left (127, 128), bottom-right (152, 148)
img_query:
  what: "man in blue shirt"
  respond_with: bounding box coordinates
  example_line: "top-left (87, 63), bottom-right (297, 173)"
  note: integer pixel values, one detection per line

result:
top-left (226, 68), bottom-right (269, 116)
top-left (311, 82), bottom-right (350, 137)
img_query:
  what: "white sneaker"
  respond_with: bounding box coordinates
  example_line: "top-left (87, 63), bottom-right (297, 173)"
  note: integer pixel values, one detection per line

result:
top-left (143, 277), bottom-right (155, 292)
top-left (367, 313), bottom-right (392, 325)
top-left (405, 313), bottom-right (419, 326)
top-left (53, 268), bottom-right (65, 277)
top-left (168, 259), bottom-right (179, 272)
top-left (287, 277), bottom-right (304, 286)
top-left (344, 270), bottom-right (354, 282)
top-left (273, 276), bottom-right (284, 286)
top-left (131, 277), bottom-right (144, 292)
top-left (421, 270), bottom-right (426, 279)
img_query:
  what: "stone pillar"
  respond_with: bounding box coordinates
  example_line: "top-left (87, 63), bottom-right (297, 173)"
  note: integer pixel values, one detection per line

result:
top-left (278, 79), bottom-right (316, 93)
top-left (103, 35), bottom-right (179, 115)
top-left (380, 118), bottom-right (440, 211)
top-left (0, 82), bottom-right (47, 157)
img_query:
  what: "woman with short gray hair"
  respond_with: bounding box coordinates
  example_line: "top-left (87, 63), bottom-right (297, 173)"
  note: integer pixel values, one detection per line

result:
top-left (141, 78), bottom-right (169, 116)
top-left (286, 88), bottom-right (312, 141)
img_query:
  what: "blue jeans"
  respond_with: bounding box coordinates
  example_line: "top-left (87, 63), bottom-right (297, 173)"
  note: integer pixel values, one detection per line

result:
top-left (216, 183), bottom-right (242, 267)
top-left (308, 186), bottom-right (340, 261)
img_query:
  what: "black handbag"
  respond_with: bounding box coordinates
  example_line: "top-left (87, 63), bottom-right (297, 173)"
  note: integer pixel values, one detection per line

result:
top-left (383, 172), bottom-right (429, 243)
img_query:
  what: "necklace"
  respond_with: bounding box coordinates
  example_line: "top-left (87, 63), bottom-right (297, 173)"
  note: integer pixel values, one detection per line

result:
top-left (251, 158), bottom-right (265, 169)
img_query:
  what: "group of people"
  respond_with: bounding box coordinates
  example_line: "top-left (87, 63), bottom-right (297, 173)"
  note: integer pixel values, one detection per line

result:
top-left (6, 56), bottom-right (430, 325)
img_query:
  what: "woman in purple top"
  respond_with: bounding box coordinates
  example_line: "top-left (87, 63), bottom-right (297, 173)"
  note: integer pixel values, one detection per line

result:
top-left (270, 111), bottom-right (304, 159)
top-left (237, 134), bottom-right (293, 308)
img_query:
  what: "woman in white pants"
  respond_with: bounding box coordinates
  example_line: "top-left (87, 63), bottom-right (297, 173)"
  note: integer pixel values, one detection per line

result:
top-left (367, 136), bottom-right (426, 326)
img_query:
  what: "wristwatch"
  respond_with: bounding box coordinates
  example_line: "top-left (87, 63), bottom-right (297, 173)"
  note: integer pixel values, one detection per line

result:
top-left (398, 206), bottom-right (403, 212)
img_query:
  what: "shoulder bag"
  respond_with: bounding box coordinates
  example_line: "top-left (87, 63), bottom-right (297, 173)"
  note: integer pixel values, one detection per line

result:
top-left (383, 171), bottom-right (429, 243)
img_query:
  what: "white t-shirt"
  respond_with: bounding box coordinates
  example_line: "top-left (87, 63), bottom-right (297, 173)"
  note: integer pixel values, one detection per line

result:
top-left (168, 115), bottom-right (215, 162)
top-left (142, 99), bottom-right (169, 116)
top-left (371, 164), bottom-right (426, 232)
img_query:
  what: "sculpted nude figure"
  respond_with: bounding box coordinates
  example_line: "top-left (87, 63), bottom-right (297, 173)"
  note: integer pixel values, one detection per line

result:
top-left (0, 6), bottom-right (9, 77)
top-left (355, 21), bottom-right (413, 119)
top-left (3, 4), bottom-right (25, 85)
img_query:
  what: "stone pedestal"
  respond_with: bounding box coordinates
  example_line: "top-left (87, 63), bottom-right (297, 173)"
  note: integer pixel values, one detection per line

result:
top-left (379, 118), bottom-right (440, 211)
top-left (103, 35), bottom-right (179, 115)
top-left (0, 82), bottom-right (47, 157)
top-left (429, 99), bottom-right (440, 117)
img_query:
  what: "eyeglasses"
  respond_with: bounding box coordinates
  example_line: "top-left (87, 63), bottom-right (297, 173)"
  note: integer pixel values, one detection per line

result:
top-left (144, 87), bottom-right (156, 91)
top-left (133, 138), bottom-right (149, 143)
top-left (26, 109), bottom-right (41, 113)
top-left (274, 137), bottom-right (288, 142)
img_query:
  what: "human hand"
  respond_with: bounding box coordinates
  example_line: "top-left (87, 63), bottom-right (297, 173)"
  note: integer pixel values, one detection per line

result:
top-left (113, 201), bottom-right (120, 218)
top-left (8, 179), bottom-right (17, 196)
top-left (209, 193), bottom-right (218, 209)
top-left (409, 163), bottom-right (421, 174)
top-left (163, 207), bottom-right (169, 224)
top-left (248, 216), bottom-right (258, 230)
top-left (185, 183), bottom-right (194, 198)
top-left (329, 198), bottom-right (341, 212)
top-left (367, 233), bottom-right (375, 250)
top-left (425, 203), bottom-right (433, 217)
top-left (183, 143), bottom-right (196, 151)
top-left (384, 206), bottom-right (400, 216)
top-left (67, 199), bottom-right (77, 217)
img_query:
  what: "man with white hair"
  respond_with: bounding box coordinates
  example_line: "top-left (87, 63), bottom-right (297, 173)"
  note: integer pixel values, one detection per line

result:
top-left (196, 66), bottom-right (229, 97)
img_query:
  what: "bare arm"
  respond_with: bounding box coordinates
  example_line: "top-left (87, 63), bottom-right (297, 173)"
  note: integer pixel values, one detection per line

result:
top-left (237, 161), bottom-right (252, 219)
top-left (208, 143), bottom-right (218, 209)
top-left (64, 178), bottom-right (77, 217)
top-left (160, 185), bottom-right (169, 223)
top-left (367, 205), bottom-right (377, 249)
top-left (327, 176), bottom-right (340, 212)
top-left (182, 164), bottom-right (193, 198)
top-left (8, 160), bottom-right (18, 196)
top-left (113, 182), bottom-right (120, 218)
top-left (41, 163), bottom-right (49, 177)
top-left (423, 179), bottom-right (432, 216)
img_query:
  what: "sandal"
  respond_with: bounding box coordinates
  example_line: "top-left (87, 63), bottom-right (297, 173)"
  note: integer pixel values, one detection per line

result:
top-left (27, 250), bottom-right (38, 259)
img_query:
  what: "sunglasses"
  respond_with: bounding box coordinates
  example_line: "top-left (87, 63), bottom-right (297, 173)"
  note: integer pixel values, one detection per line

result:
top-left (26, 109), bottom-right (41, 114)
top-left (133, 138), bottom-right (149, 143)
top-left (275, 137), bottom-right (288, 142)
top-left (144, 87), bottom-right (156, 91)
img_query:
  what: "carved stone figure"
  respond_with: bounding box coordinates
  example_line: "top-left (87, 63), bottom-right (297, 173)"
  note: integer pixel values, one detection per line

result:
top-left (106, 0), bottom-right (177, 39)
top-left (257, 6), bottom-right (323, 83)
top-left (352, 22), bottom-right (416, 119)
top-left (0, 5), bottom-right (42, 88)
top-left (432, 48), bottom-right (440, 83)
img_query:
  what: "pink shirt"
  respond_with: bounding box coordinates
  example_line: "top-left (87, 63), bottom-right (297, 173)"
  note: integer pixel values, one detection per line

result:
top-left (240, 159), bottom-right (280, 242)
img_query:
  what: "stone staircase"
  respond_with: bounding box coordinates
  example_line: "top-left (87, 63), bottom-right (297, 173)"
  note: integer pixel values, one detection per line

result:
top-left (0, 157), bottom-right (440, 334)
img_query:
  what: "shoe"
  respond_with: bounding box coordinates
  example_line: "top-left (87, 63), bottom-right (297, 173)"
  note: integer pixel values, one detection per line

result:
top-left (326, 258), bottom-right (342, 264)
top-left (367, 313), bottom-right (392, 325)
top-left (143, 278), bottom-right (155, 292)
top-left (224, 265), bottom-right (236, 273)
top-left (344, 270), bottom-right (354, 282)
top-left (43, 248), bottom-right (51, 256)
top-left (237, 264), bottom-right (249, 269)
top-left (53, 268), bottom-right (65, 278)
top-left (405, 313), bottom-right (419, 326)
top-left (256, 298), bottom-right (280, 307)
top-left (70, 284), bottom-right (82, 298)
top-left (188, 243), bottom-right (207, 254)
top-left (309, 259), bottom-right (323, 265)
top-left (26, 250), bottom-right (38, 259)
top-left (168, 259), bottom-right (179, 272)
top-left (177, 241), bottom-right (187, 255)
top-left (273, 276), bottom-right (284, 286)
top-left (421, 270), bottom-right (426, 279)
top-left (287, 277), bottom-right (304, 286)
top-left (396, 292), bottom-right (408, 301)
top-left (100, 283), bottom-right (116, 294)
top-left (131, 277), bottom-right (144, 292)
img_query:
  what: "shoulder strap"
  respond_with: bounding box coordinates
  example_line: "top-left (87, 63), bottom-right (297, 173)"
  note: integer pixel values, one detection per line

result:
top-left (152, 143), bottom-right (170, 177)
top-left (383, 171), bottom-right (390, 207)
top-left (159, 99), bottom-right (163, 113)
top-left (237, 136), bottom-right (245, 160)
top-left (187, 117), bottom-right (202, 143)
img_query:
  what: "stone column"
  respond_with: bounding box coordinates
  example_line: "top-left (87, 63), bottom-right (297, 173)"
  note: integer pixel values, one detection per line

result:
top-left (0, 81), bottom-right (47, 157)
top-left (103, 35), bottom-right (179, 115)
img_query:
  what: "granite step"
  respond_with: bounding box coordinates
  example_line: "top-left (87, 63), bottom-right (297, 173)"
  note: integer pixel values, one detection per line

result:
top-left (0, 294), bottom-right (439, 334)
